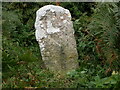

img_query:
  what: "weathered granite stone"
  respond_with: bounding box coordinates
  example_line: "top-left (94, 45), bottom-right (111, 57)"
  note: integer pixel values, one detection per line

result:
top-left (35, 5), bottom-right (78, 74)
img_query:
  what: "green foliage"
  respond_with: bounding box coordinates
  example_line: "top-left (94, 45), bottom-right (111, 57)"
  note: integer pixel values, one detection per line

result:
top-left (60, 2), bottom-right (95, 19)
top-left (74, 13), bottom-right (98, 62)
top-left (67, 61), bottom-right (120, 88)
top-left (74, 2), bottom-right (120, 72)
top-left (2, 60), bottom-right (120, 88)
top-left (2, 2), bottom-right (44, 73)
top-left (87, 3), bottom-right (120, 71)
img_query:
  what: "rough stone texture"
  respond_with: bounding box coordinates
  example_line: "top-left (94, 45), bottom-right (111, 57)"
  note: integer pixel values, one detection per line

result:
top-left (35, 5), bottom-right (78, 74)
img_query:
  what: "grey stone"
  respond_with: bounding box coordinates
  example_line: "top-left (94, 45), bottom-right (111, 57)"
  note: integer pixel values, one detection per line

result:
top-left (35, 5), bottom-right (78, 74)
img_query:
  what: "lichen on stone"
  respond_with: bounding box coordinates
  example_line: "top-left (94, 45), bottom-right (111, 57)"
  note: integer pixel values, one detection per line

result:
top-left (35, 5), bottom-right (78, 74)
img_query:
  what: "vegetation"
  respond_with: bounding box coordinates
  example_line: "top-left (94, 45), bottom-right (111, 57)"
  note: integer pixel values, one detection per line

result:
top-left (2, 2), bottom-right (120, 88)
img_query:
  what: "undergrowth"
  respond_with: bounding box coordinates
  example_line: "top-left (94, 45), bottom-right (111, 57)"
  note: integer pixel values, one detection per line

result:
top-left (2, 60), bottom-right (120, 88)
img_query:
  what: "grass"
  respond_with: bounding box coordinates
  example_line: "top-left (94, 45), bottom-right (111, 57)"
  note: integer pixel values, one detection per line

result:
top-left (2, 60), bottom-right (120, 88)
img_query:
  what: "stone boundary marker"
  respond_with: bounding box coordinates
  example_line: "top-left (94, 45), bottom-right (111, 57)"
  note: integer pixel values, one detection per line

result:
top-left (35, 5), bottom-right (79, 74)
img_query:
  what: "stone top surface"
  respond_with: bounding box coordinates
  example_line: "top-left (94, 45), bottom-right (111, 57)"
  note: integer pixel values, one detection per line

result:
top-left (35, 5), bottom-right (72, 42)
top-left (36, 5), bottom-right (71, 20)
